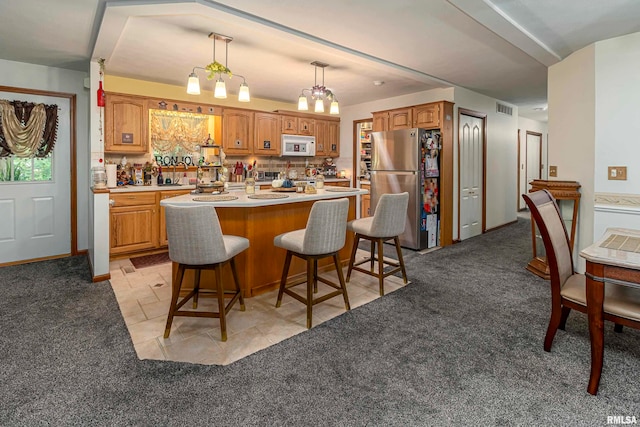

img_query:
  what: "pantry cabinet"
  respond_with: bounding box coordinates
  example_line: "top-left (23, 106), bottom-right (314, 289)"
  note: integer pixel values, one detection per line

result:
top-left (104, 93), bottom-right (148, 153)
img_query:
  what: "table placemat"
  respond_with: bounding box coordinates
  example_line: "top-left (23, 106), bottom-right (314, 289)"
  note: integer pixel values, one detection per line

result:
top-left (192, 195), bottom-right (239, 202)
top-left (600, 234), bottom-right (640, 253)
top-left (271, 187), bottom-right (297, 192)
top-left (324, 186), bottom-right (358, 192)
top-left (248, 193), bottom-right (289, 199)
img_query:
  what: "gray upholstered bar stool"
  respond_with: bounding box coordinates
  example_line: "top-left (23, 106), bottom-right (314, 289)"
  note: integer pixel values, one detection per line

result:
top-left (163, 204), bottom-right (249, 342)
top-left (274, 198), bottom-right (351, 329)
top-left (346, 192), bottom-right (409, 296)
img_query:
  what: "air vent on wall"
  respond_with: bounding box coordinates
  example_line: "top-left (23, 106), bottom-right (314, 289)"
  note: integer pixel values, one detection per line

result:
top-left (496, 102), bottom-right (513, 116)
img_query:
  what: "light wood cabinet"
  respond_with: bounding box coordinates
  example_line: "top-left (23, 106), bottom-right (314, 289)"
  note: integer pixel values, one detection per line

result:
top-left (222, 108), bottom-right (254, 155)
top-left (413, 103), bottom-right (440, 128)
top-left (109, 192), bottom-right (158, 255)
top-left (372, 102), bottom-right (442, 132)
top-left (388, 107), bottom-right (413, 130)
top-left (104, 93), bottom-right (148, 153)
top-left (315, 119), bottom-right (340, 157)
top-left (159, 189), bottom-right (192, 246)
top-left (254, 112), bottom-right (280, 156)
top-left (372, 112), bottom-right (388, 132)
top-left (281, 115), bottom-right (315, 136)
top-left (360, 183), bottom-right (371, 218)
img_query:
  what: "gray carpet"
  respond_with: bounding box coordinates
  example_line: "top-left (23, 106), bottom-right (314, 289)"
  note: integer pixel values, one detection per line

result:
top-left (1, 218), bottom-right (639, 426)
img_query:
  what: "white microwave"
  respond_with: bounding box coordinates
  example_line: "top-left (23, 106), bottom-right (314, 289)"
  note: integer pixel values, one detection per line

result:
top-left (281, 134), bottom-right (316, 157)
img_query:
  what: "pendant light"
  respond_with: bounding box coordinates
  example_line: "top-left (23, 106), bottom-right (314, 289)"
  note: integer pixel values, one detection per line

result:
top-left (297, 61), bottom-right (340, 115)
top-left (186, 32), bottom-right (250, 102)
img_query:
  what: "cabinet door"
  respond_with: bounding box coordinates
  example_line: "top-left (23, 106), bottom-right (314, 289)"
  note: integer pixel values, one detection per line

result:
top-left (110, 205), bottom-right (157, 254)
top-left (389, 108), bottom-right (413, 130)
top-left (299, 118), bottom-right (315, 135)
top-left (372, 112), bottom-right (388, 132)
top-left (413, 103), bottom-right (440, 129)
top-left (105, 93), bottom-right (148, 153)
top-left (326, 121), bottom-right (340, 157)
top-left (361, 195), bottom-right (371, 218)
top-left (281, 116), bottom-right (298, 134)
top-left (222, 109), bottom-right (254, 155)
top-left (254, 112), bottom-right (281, 156)
top-left (315, 120), bottom-right (327, 156)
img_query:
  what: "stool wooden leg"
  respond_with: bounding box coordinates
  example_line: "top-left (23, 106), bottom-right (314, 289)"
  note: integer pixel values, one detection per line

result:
top-left (230, 258), bottom-right (245, 311)
top-left (192, 269), bottom-right (201, 309)
top-left (377, 238), bottom-right (385, 296)
top-left (333, 253), bottom-right (350, 310)
top-left (164, 263), bottom-right (185, 338)
top-left (215, 264), bottom-right (227, 342)
top-left (313, 257), bottom-right (319, 293)
top-left (276, 251), bottom-right (293, 308)
top-left (369, 240), bottom-right (375, 270)
top-left (346, 234), bottom-right (360, 283)
top-left (394, 236), bottom-right (408, 284)
top-left (306, 257), bottom-right (314, 329)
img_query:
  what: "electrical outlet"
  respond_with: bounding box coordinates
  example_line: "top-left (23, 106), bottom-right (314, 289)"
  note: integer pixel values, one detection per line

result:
top-left (549, 166), bottom-right (557, 177)
top-left (608, 166), bottom-right (627, 180)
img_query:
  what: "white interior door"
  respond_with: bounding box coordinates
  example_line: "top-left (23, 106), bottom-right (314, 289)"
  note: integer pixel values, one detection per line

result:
top-left (526, 132), bottom-right (542, 193)
top-left (0, 93), bottom-right (71, 264)
top-left (459, 113), bottom-right (484, 241)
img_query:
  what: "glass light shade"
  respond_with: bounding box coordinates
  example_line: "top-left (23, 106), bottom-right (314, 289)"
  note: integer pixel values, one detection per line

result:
top-left (298, 95), bottom-right (309, 111)
top-left (330, 100), bottom-right (340, 115)
top-left (238, 82), bottom-right (250, 102)
top-left (186, 73), bottom-right (201, 95)
top-left (214, 78), bottom-right (227, 99)
top-left (314, 98), bottom-right (325, 113)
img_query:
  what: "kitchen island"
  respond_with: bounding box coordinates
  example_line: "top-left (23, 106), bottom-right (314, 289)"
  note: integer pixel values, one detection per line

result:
top-left (160, 186), bottom-right (367, 297)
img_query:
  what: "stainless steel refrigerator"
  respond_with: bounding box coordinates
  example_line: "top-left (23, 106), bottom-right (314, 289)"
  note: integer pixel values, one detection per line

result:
top-left (370, 128), bottom-right (441, 250)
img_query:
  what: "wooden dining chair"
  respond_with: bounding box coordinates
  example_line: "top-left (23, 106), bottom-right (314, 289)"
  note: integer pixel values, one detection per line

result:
top-left (522, 190), bottom-right (640, 352)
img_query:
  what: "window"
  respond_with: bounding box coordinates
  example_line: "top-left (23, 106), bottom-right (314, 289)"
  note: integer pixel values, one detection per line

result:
top-left (0, 155), bottom-right (52, 182)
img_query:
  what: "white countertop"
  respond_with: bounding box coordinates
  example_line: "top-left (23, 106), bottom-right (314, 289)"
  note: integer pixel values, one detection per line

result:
top-left (580, 227), bottom-right (640, 270)
top-left (109, 178), bottom-right (351, 193)
top-left (160, 186), bottom-right (367, 208)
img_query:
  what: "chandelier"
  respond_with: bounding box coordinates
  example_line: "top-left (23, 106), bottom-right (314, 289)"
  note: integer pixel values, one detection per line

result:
top-left (186, 32), bottom-right (250, 102)
top-left (297, 61), bottom-right (339, 115)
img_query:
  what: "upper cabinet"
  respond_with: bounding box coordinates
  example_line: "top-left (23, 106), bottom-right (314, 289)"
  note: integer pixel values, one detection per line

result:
top-left (254, 112), bottom-right (280, 156)
top-left (104, 93), bottom-right (148, 153)
top-left (281, 115), bottom-right (314, 136)
top-left (314, 119), bottom-right (340, 157)
top-left (372, 102), bottom-right (442, 132)
top-left (222, 108), bottom-right (254, 155)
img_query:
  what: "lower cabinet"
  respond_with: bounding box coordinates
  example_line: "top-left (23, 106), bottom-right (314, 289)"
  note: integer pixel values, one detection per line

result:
top-left (109, 190), bottom-right (191, 257)
top-left (360, 183), bottom-right (371, 218)
top-left (109, 192), bottom-right (158, 255)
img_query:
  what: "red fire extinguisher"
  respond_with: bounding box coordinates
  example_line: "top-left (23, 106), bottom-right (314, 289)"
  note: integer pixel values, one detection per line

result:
top-left (97, 80), bottom-right (105, 107)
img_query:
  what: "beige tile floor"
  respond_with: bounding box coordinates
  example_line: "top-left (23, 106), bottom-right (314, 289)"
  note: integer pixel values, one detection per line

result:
top-left (108, 250), bottom-right (409, 366)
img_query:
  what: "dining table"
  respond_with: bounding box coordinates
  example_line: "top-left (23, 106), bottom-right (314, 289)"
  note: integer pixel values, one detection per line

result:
top-left (579, 227), bottom-right (640, 395)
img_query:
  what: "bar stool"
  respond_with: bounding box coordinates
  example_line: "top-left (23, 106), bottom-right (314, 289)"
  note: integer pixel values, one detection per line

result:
top-left (163, 205), bottom-right (249, 341)
top-left (346, 192), bottom-right (409, 296)
top-left (274, 198), bottom-right (350, 329)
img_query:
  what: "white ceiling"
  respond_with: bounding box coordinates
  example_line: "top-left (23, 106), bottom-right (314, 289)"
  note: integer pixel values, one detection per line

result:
top-left (2, 0), bottom-right (640, 122)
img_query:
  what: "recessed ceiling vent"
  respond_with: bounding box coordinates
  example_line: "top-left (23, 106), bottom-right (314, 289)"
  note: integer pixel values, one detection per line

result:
top-left (496, 102), bottom-right (513, 116)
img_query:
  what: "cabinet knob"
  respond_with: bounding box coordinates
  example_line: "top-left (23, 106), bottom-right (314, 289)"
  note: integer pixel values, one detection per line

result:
top-left (109, 199), bottom-right (115, 207)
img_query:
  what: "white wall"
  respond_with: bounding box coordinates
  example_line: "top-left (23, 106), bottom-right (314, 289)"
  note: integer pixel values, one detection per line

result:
top-left (548, 44), bottom-right (596, 272)
top-left (0, 59), bottom-right (90, 253)
top-left (592, 32), bottom-right (640, 237)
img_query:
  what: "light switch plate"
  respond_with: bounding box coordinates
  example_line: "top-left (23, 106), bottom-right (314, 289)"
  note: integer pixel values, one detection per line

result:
top-left (549, 166), bottom-right (557, 177)
top-left (608, 166), bottom-right (627, 180)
